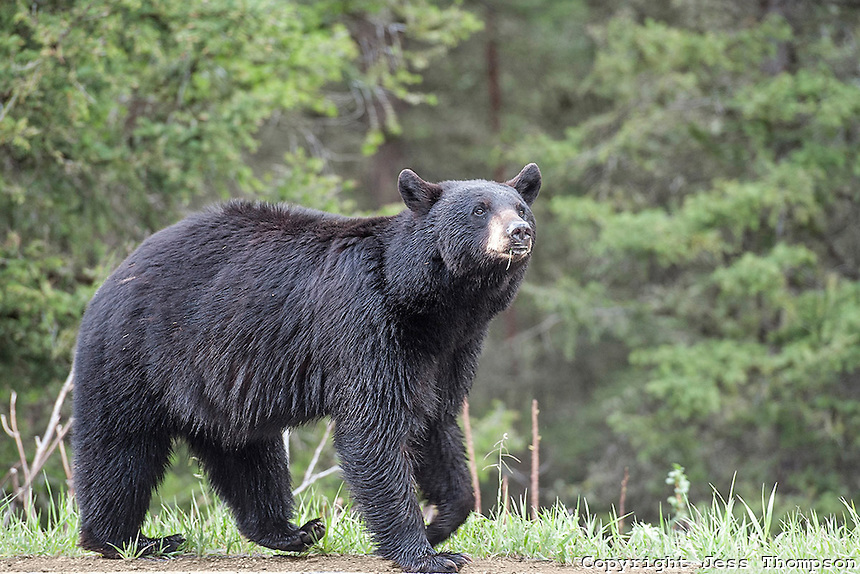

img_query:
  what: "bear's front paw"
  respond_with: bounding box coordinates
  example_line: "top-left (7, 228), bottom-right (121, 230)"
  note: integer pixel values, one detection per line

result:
top-left (400, 551), bottom-right (471, 572)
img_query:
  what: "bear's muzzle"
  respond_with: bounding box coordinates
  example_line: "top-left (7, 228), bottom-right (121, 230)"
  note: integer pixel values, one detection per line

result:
top-left (486, 209), bottom-right (534, 262)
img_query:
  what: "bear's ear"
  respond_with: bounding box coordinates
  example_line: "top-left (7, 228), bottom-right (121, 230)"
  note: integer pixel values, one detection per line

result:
top-left (398, 169), bottom-right (443, 214)
top-left (505, 163), bottom-right (541, 206)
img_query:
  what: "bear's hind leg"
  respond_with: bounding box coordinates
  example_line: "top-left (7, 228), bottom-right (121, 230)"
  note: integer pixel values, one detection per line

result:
top-left (75, 430), bottom-right (182, 558)
top-left (187, 435), bottom-right (324, 552)
top-left (414, 416), bottom-right (474, 547)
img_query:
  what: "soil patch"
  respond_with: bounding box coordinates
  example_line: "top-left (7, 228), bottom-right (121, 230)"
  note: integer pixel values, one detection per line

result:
top-left (0, 555), bottom-right (698, 574)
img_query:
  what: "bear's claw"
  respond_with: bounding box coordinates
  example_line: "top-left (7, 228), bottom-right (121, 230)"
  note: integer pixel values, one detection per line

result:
top-left (269, 518), bottom-right (325, 553)
top-left (298, 518), bottom-right (326, 548)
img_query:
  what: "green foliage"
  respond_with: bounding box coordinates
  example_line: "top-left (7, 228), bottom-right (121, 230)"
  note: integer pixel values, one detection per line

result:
top-left (1, 0), bottom-right (354, 258)
top-left (0, 234), bottom-right (93, 391)
top-left (666, 464), bottom-right (691, 524)
top-left (524, 3), bottom-right (860, 517)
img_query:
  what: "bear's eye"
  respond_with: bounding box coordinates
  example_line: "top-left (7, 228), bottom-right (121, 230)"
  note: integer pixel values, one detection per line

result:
top-left (517, 205), bottom-right (526, 217)
top-left (472, 205), bottom-right (487, 217)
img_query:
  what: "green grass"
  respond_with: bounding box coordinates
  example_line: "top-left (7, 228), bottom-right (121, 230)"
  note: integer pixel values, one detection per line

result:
top-left (3, 485), bottom-right (860, 573)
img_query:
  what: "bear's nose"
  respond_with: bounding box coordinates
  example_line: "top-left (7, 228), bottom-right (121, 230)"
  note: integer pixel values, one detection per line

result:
top-left (507, 220), bottom-right (532, 243)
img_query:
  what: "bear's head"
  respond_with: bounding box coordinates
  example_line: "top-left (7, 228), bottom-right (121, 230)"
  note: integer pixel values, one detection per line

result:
top-left (398, 164), bottom-right (541, 278)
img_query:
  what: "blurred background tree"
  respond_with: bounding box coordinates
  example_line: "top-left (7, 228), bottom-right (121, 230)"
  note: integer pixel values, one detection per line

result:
top-left (3, 0), bottom-right (860, 525)
top-left (513, 0), bottom-right (860, 519)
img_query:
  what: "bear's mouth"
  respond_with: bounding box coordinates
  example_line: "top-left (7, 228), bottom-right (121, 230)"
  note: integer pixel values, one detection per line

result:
top-left (508, 238), bottom-right (532, 257)
top-left (502, 241), bottom-right (532, 268)
top-left (509, 243), bottom-right (531, 256)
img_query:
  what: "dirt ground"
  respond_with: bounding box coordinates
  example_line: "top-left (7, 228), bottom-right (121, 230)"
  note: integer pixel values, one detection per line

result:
top-left (0, 555), bottom-right (699, 574)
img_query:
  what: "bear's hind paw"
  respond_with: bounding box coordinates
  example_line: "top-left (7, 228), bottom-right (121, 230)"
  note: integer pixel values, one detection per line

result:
top-left (297, 518), bottom-right (326, 548)
top-left (400, 551), bottom-right (471, 573)
top-left (138, 533), bottom-right (185, 557)
top-left (266, 518), bottom-right (325, 553)
top-left (81, 532), bottom-right (185, 559)
top-left (437, 552), bottom-right (471, 569)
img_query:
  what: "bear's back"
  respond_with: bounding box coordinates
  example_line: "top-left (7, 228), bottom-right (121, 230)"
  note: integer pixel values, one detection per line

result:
top-left (76, 200), bottom-right (396, 437)
top-left (216, 200), bottom-right (349, 234)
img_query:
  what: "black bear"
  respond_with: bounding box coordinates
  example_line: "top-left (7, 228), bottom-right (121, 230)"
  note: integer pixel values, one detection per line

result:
top-left (73, 163), bottom-right (541, 572)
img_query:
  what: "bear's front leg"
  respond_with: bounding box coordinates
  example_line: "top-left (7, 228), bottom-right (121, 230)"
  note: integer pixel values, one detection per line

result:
top-left (334, 418), bottom-right (469, 573)
top-left (413, 415), bottom-right (475, 546)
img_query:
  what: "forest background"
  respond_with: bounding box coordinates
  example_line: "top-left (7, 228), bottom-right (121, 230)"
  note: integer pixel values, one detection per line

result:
top-left (2, 0), bottom-right (860, 527)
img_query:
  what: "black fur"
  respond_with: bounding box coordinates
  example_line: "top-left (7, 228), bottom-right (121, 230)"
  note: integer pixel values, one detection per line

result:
top-left (73, 164), bottom-right (541, 572)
